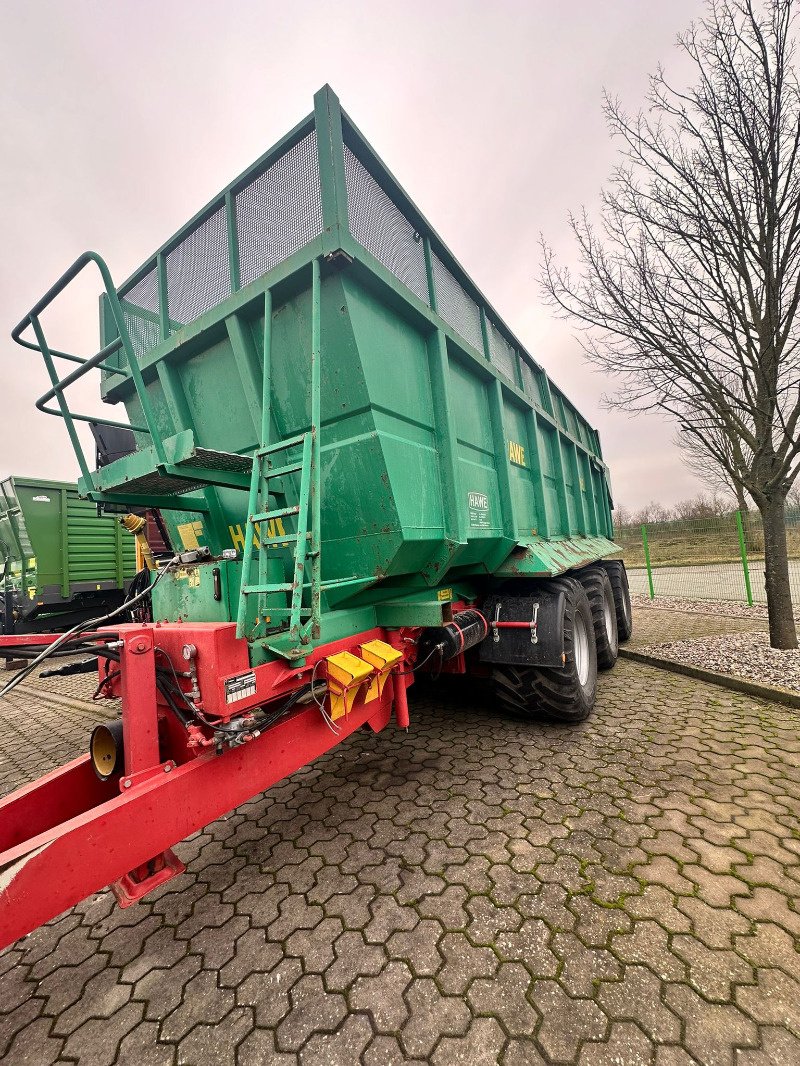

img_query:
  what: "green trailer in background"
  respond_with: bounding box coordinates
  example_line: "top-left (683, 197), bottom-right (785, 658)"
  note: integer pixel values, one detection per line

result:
top-left (0, 476), bottom-right (136, 633)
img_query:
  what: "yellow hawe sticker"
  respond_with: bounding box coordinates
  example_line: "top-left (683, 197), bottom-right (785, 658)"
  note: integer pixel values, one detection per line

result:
top-left (229, 518), bottom-right (287, 552)
top-left (177, 520), bottom-right (204, 550)
top-left (508, 440), bottom-right (526, 467)
top-left (437, 588), bottom-right (452, 602)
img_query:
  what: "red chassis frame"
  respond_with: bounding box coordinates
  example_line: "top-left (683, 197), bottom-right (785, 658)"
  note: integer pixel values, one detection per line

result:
top-left (0, 622), bottom-right (413, 950)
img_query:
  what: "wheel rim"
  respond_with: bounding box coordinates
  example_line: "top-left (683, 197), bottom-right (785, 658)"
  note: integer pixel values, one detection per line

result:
top-left (574, 610), bottom-right (590, 687)
top-left (603, 594), bottom-right (614, 642)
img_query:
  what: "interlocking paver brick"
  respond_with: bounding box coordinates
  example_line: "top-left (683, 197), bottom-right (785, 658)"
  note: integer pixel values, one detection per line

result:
top-left (432, 1016), bottom-right (507, 1064)
top-left (665, 984), bottom-right (759, 1066)
top-left (299, 1012), bottom-right (373, 1065)
top-left (671, 935), bottom-right (756, 1002)
top-left (733, 921), bottom-right (800, 975)
top-left (3, 1017), bottom-right (64, 1066)
top-left (362, 1033), bottom-right (425, 1066)
top-left (116, 1020), bottom-right (173, 1066)
top-left (387, 918), bottom-right (443, 976)
top-left (275, 974), bottom-right (347, 1052)
top-left (176, 1004), bottom-right (252, 1065)
top-left (400, 977), bottom-right (472, 1058)
top-left (577, 1021), bottom-right (656, 1065)
top-left (552, 934), bottom-right (622, 996)
top-left (598, 964), bottom-right (680, 1043)
top-left (468, 961), bottom-right (540, 1038)
top-left (349, 960), bottom-right (412, 1031)
top-left (1, 610), bottom-right (800, 1064)
top-left (530, 978), bottom-right (607, 1062)
top-left (159, 970), bottom-right (234, 1042)
top-left (61, 1002), bottom-right (145, 1066)
top-left (735, 968), bottom-right (800, 1031)
top-left (734, 1024), bottom-right (800, 1063)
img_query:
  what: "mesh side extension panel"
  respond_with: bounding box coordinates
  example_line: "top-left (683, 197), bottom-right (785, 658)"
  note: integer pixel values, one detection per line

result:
top-left (119, 268), bottom-right (160, 362)
top-left (165, 207), bottom-right (231, 326)
top-left (486, 318), bottom-right (517, 382)
top-left (104, 472), bottom-right (205, 496)
top-left (343, 147), bottom-right (429, 305)
top-left (236, 131), bottom-right (323, 288)
top-left (431, 254), bottom-right (484, 354)
top-left (192, 448), bottom-right (252, 473)
top-left (102, 448), bottom-right (251, 498)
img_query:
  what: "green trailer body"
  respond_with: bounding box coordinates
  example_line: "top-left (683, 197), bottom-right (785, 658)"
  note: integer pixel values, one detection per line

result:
top-left (0, 476), bottom-right (136, 631)
top-left (13, 85), bottom-right (618, 662)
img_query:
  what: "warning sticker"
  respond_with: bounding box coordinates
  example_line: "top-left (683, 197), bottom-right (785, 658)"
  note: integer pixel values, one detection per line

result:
top-left (224, 671), bottom-right (257, 705)
top-left (467, 491), bottom-right (491, 529)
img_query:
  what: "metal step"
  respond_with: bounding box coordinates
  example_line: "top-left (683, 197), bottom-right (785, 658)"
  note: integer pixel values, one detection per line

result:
top-left (254, 434), bottom-right (307, 458)
top-left (249, 505), bottom-right (301, 523)
top-left (93, 430), bottom-right (252, 496)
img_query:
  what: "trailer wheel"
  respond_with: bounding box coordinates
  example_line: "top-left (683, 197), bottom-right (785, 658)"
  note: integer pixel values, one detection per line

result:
top-left (576, 566), bottom-right (618, 670)
top-left (491, 578), bottom-right (597, 723)
top-left (600, 560), bottom-right (633, 643)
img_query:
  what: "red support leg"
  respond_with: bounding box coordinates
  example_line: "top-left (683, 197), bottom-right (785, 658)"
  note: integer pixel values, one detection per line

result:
top-left (111, 850), bottom-right (187, 907)
top-left (119, 628), bottom-right (160, 778)
top-left (387, 633), bottom-right (411, 729)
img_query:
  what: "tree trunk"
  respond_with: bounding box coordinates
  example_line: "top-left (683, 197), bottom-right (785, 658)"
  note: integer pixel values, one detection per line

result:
top-left (759, 495), bottom-right (797, 650)
top-left (735, 483), bottom-right (748, 514)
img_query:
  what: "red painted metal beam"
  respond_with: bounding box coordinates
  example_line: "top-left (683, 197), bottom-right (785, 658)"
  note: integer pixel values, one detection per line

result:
top-left (0, 682), bottom-right (395, 950)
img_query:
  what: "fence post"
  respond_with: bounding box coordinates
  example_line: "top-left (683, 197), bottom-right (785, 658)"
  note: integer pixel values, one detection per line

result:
top-left (641, 524), bottom-right (655, 599)
top-left (735, 510), bottom-right (754, 606)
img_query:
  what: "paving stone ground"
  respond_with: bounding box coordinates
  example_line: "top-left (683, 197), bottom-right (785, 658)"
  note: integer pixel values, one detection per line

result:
top-left (1, 608), bottom-right (799, 1065)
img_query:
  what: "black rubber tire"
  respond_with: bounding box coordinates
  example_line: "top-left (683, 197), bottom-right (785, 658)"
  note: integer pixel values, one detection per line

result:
top-left (576, 566), bottom-right (619, 670)
top-left (491, 577), bottom-right (598, 723)
top-left (600, 560), bottom-right (633, 643)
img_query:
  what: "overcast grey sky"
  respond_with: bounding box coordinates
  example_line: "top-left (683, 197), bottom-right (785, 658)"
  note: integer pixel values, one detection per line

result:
top-left (0, 0), bottom-right (708, 511)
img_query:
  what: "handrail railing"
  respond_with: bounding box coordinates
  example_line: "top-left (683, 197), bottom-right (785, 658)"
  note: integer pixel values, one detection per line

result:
top-left (12, 251), bottom-right (168, 488)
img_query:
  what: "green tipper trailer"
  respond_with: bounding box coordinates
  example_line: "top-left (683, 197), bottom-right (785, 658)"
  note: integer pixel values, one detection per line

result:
top-left (0, 85), bottom-right (638, 944)
top-left (0, 476), bottom-right (136, 633)
top-left (10, 84), bottom-right (631, 720)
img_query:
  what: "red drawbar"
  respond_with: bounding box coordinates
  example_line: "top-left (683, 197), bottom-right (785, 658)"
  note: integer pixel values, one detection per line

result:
top-left (0, 621), bottom-right (413, 950)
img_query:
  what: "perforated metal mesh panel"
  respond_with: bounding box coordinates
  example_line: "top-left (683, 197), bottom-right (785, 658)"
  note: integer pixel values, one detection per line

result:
top-left (119, 269), bottom-right (160, 362)
top-left (236, 131), bottom-right (323, 288)
top-left (563, 402), bottom-right (580, 438)
top-left (431, 254), bottom-right (484, 353)
top-left (165, 206), bottom-right (231, 326)
top-left (524, 360), bottom-right (554, 413)
top-left (486, 318), bottom-right (517, 382)
top-left (192, 448), bottom-right (252, 473)
top-left (343, 147), bottom-right (430, 305)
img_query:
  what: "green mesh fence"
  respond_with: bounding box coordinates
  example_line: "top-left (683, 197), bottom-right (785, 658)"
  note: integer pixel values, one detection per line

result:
top-left (614, 509), bottom-right (800, 608)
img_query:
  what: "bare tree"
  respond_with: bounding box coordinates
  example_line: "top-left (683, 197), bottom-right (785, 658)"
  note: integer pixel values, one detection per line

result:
top-left (675, 423), bottom-right (751, 512)
top-left (672, 492), bottom-right (732, 519)
top-left (613, 503), bottom-right (633, 529)
top-left (541, 0), bottom-right (800, 649)
top-left (632, 501), bottom-right (676, 524)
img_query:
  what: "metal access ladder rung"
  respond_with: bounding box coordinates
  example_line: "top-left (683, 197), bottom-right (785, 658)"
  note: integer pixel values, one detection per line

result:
top-left (249, 505), bottom-right (301, 523)
top-left (257, 606), bottom-right (314, 617)
top-left (258, 531), bottom-right (311, 549)
top-left (254, 434), bottom-right (307, 458)
top-left (262, 459), bottom-right (304, 480)
top-left (241, 583), bottom-right (295, 595)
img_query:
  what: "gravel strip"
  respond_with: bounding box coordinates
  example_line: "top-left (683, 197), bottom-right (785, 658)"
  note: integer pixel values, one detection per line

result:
top-left (642, 630), bottom-right (800, 694)
top-left (631, 593), bottom-right (800, 622)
